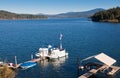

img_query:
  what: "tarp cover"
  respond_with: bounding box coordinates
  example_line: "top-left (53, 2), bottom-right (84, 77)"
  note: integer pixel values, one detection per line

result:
top-left (95, 53), bottom-right (116, 66)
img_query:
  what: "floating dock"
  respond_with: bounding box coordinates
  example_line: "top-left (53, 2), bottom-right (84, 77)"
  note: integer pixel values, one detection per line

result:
top-left (78, 65), bottom-right (107, 78)
top-left (107, 66), bottom-right (120, 75)
top-left (78, 53), bottom-right (120, 78)
top-left (30, 58), bottom-right (41, 62)
top-left (78, 69), bottom-right (97, 78)
top-left (78, 65), bottom-right (120, 78)
top-left (14, 57), bottom-right (46, 69)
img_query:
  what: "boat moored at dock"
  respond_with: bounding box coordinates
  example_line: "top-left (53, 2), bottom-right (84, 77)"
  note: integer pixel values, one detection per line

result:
top-left (35, 34), bottom-right (68, 59)
top-left (20, 61), bottom-right (37, 69)
top-left (48, 48), bottom-right (68, 59)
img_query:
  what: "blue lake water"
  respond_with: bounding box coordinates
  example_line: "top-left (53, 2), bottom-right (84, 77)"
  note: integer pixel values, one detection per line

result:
top-left (0, 18), bottom-right (120, 78)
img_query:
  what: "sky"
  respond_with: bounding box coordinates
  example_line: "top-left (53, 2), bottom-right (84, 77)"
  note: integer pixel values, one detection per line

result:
top-left (0, 0), bottom-right (120, 14)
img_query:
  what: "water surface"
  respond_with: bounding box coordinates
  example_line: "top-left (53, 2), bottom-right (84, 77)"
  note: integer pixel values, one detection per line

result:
top-left (0, 18), bottom-right (120, 78)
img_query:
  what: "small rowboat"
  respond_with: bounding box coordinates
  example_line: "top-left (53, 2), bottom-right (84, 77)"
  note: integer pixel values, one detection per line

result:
top-left (20, 61), bottom-right (36, 69)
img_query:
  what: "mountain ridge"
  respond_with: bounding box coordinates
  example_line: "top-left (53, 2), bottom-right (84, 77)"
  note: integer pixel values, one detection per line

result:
top-left (0, 8), bottom-right (105, 19)
top-left (0, 10), bottom-right (48, 20)
top-left (47, 8), bottom-right (105, 18)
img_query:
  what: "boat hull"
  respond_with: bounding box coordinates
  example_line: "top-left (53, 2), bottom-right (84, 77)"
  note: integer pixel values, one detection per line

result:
top-left (48, 52), bottom-right (68, 59)
top-left (20, 61), bottom-right (36, 69)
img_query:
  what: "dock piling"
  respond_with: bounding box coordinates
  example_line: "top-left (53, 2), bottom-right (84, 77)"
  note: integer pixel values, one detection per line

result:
top-left (14, 56), bottom-right (17, 67)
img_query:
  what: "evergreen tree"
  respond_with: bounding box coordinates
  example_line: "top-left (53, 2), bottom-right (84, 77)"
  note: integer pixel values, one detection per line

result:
top-left (91, 7), bottom-right (120, 22)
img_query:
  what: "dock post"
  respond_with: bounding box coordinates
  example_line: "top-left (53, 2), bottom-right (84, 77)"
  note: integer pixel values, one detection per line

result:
top-left (77, 58), bottom-right (80, 77)
top-left (31, 54), bottom-right (33, 60)
top-left (59, 33), bottom-right (63, 50)
top-left (15, 56), bottom-right (17, 67)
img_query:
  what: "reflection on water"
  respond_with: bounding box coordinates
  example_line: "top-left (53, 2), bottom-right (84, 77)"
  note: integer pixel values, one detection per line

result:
top-left (38, 56), bottom-right (68, 69)
top-left (39, 59), bottom-right (49, 68)
top-left (50, 56), bottom-right (68, 68)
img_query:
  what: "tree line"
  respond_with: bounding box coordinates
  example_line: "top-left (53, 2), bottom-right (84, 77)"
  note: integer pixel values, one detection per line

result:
top-left (0, 10), bottom-right (48, 20)
top-left (91, 7), bottom-right (120, 23)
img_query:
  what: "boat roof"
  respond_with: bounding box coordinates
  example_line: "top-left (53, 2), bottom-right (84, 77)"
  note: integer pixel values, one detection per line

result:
top-left (95, 53), bottom-right (116, 66)
top-left (39, 48), bottom-right (48, 50)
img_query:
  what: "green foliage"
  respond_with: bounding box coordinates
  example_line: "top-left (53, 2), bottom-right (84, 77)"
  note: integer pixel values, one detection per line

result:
top-left (0, 10), bottom-right (48, 19)
top-left (91, 7), bottom-right (120, 22)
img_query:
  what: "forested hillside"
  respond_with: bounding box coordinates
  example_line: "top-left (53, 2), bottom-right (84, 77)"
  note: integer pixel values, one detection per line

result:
top-left (0, 10), bottom-right (48, 20)
top-left (91, 7), bottom-right (120, 23)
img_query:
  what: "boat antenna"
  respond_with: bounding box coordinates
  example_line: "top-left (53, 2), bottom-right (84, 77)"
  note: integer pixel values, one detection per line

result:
top-left (60, 33), bottom-right (63, 50)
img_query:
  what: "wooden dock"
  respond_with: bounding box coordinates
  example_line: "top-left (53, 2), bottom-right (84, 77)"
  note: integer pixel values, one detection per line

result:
top-left (78, 69), bottom-right (97, 78)
top-left (78, 65), bottom-right (120, 78)
top-left (97, 64), bottom-right (109, 72)
top-left (107, 66), bottom-right (120, 75)
top-left (30, 58), bottom-right (41, 62)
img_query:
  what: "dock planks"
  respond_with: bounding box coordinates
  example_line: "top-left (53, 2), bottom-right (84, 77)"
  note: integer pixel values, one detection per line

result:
top-left (78, 65), bottom-right (120, 78)
top-left (78, 69), bottom-right (97, 78)
top-left (107, 66), bottom-right (120, 75)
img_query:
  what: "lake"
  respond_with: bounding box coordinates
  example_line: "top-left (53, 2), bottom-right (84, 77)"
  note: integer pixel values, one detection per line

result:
top-left (0, 18), bottom-right (120, 78)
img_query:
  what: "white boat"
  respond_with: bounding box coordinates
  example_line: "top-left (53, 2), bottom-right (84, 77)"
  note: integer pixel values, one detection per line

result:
top-left (35, 34), bottom-right (68, 59)
top-left (35, 48), bottom-right (49, 57)
top-left (48, 48), bottom-right (68, 59)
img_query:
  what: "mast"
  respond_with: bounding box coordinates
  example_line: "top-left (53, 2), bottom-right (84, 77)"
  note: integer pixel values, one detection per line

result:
top-left (60, 33), bottom-right (63, 50)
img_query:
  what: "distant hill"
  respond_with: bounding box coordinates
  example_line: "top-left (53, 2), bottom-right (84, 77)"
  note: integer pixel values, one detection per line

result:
top-left (48, 8), bottom-right (104, 18)
top-left (0, 10), bottom-right (48, 20)
top-left (91, 7), bottom-right (120, 23)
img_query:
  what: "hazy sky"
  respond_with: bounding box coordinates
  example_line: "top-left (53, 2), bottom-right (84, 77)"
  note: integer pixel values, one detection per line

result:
top-left (0, 0), bottom-right (120, 14)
